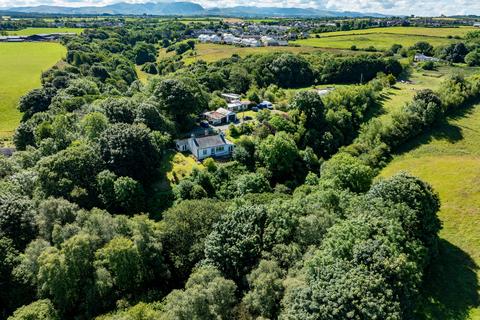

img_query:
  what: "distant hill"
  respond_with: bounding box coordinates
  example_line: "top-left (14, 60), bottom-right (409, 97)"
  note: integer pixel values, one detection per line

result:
top-left (4, 1), bottom-right (388, 17)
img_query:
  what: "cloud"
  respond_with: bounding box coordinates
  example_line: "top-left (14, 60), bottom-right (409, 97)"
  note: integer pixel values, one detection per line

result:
top-left (0, 0), bottom-right (479, 15)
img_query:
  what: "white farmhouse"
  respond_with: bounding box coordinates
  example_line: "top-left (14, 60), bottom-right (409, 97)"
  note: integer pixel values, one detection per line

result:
top-left (175, 134), bottom-right (234, 160)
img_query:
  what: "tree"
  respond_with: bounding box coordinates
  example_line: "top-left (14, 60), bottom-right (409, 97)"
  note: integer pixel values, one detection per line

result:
top-left (234, 172), bottom-right (272, 196)
top-left (100, 97), bottom-right (136, 124)
top-left (320, 152), bottom-right (374, 193)
top-left (153, 78), bottom-right (208, 131)
top-left (256, 132), bottom-right (300, 182)
top-left (161, 200), bottom-right (226, 285)
top-left (0, 194), bottom-right (36, 249)
top-left (204, 205), bottom-right (267, 282)
top-left (1, 237), bottom-right (22, 317)
top-left (95, 303), bottom-right (161, 320)
top-left (94, 237), bottom-right (143, 296)
top-left (292, 90), bottom-right (326, 129)
top-left (134, 102), bottom-right (174, 133)
top-left (242, 260), bottom-right (285, 319)
top-left (367, 172), bottom-right (441, 258)
top-left (99, 123), bottom-right (161, 183)
top-left (80, 112), bottom-right (108, 141)
top-left (161, 266), bottom-right (237, 320)
top-left (35, 198), bottom-right (79, 242)
top-left (113, 176), bottom-right (145, 214)
top-left (37, 233), bottom-right (97, 317)
top-left (8, 299), bottom-right (59, 320)
top-left (411, 41), bottom-right (433, 55)
top-left (18, 88), bottom-right (52, 121)
top-left (465, 49), bottom-right (480, 66)
top-left (133, 42), bottom-right (157, 65)
top-left (440, 42), bottom-right (469, 63)
top-left (36, 143), bottom-right (104, 207)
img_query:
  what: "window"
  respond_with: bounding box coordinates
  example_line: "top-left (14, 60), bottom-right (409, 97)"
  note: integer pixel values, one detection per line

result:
top-left (202, 149), bottom-right (208, 155)
top-left (216, 146), bottom-right (225, 152)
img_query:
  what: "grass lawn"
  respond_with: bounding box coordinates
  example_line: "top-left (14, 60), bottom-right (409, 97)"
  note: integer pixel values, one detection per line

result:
top-left (0, 42), bottom-right (66, 138)
top-left (6, 27), bottom-right (83, 35)
top-left (314, 26), bottom-right (477, 38)
top-left (135, 65), bottom-right (150, 84)
top-left (237, 110), bottom-right (258, 119)
top-left (158, 151), bottom-right (203, 190)
top-left (380, 102), bottom-right (480, 319)
top-left (293, 33), bottom-right (456, 51)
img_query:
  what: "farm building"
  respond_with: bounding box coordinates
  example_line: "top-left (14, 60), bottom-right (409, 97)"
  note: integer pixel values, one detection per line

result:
top-left (175, 134), bottom-right (234, 160)
top-left (0, 32), bottom-right (76, 42)
top-left (474, 22), bottom-right (480, 28)
top-left (221, 93), bottom-right (241, 102)
top-left (203, 108), bottom-right (237, 125)
top-left (414, 53), bottom-right (440, 62)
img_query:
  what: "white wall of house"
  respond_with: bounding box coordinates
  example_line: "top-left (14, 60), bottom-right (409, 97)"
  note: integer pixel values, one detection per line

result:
top-left (195, 144), bottom-right (233, 160)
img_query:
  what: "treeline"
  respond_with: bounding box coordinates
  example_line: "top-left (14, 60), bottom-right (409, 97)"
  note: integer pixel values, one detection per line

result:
top-left (344, 74), bottom-right (480, 168)
top-left (149, 51), bottom-right (402, 91)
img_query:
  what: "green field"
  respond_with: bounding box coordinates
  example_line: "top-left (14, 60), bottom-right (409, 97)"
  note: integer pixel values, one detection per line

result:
top-left (316, 26), bottom-right (477, 38)
top-left (380, 101), bottom-right (480, 319)
top-left (178, 43), bottom-right (355, 64)
top-left (7, 27), bottom-right (83, 35)
top-left (0, 43), bottom-right (66, 137)
top-left (293, 33), bottom-right (456, 51)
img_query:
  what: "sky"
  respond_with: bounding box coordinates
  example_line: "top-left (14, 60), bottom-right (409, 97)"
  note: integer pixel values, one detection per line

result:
top-left (0, 0), bottom-right (479, 16)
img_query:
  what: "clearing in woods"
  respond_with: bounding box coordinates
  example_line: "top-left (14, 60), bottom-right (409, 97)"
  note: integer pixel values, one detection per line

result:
top-left (0, 42), bottom-right (67, 137)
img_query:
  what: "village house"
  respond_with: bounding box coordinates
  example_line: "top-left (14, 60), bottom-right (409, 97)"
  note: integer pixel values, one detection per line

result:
top-left (227, 100), bottom-right (250, 112)
top-left (474, 22), bottom-right (480, 28)
top-left (175, 133), bottom-right (234, 160)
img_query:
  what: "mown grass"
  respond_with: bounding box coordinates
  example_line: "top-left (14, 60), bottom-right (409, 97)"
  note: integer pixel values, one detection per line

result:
top-left (0, 42), bottom-right (66, 138)
top-left (293, 33), bottom-right (456, 51)
top-left (6, 27), bottom-right (83, 35)
top-left (315, 26), bottom-right (477, 38)
top-left (380, 102), bottom-right (480, 319)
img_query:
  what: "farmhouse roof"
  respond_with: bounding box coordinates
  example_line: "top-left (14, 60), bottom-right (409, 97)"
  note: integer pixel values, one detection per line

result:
top-left (193, 135), bottom-right (230, 149)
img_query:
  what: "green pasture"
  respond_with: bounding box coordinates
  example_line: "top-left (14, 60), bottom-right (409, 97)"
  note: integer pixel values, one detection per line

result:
top-left (7, 27), bottom-right (83, 35)
top-left (0, 42), bottom-right (66, 137)
top-left (293, 33), bottom-right (456, 51)
top-left (315, 26), bottom-right (477, 38)
top-left (380, 100), bottom-right (480, 319)
top-left (179, 43), bottom-right (354, 64)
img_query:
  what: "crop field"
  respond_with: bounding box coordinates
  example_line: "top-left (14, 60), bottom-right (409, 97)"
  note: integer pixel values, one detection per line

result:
top-left (6, 27), bottom-right (83, 35)
top-left (0, 42), bottom-right (66, 137)
top-left (315, 26), bottom-right (477, 38)
top-left (380, 101), bottom-right (480, 319)
top-left (178, 43), bottom-right (354, 64)
top-left (293, 33), bottom-right (456, 51)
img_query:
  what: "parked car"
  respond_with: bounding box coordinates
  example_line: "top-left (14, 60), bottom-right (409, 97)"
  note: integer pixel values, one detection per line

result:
top-left (257, 100), bottom-right (273, 110)
top-left (200, 120), bottom-right (210, 128)
top-left (251, 106), bottom-right (259, 112)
